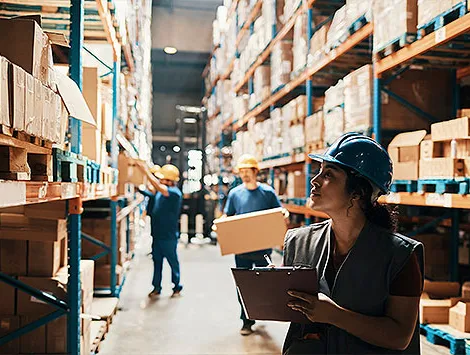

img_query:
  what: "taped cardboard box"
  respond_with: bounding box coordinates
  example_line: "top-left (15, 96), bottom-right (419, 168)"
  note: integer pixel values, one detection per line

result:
top-left (0, 239), bottom-right (27, 275)
top-left (214, 207), bottom-right (287, 256)
top-left (419, 157), bottom-right (465, 179)
top-left (388, 130), bottom-right (427, 180)
top-left (28, 240), bottom-right (62, 277)
top-left (0, 215), bottom-right (67, 242)
top-left (10, 63), bottom-right (26, 132)
top-left (450, 301), bottom-right (470, 333)
top-left (431, 117), bottom-right (470, 142)
top-left (0, 57), bottom-right (9, 127)
top-left (0, 316), bottom-right (20, 354)
top-left (0, 278), bottom-right (16, 314)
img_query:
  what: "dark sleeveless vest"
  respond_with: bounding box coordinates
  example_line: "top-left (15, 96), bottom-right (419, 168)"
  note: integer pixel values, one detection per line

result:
top-left (282, 220), bottom-right (424, 355)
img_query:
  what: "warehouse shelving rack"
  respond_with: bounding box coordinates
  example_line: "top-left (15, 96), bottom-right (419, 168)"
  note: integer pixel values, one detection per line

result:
top-left (0, 0), bottom-right (145, 353)
top-left (204, 2), bottom-right (470, 284)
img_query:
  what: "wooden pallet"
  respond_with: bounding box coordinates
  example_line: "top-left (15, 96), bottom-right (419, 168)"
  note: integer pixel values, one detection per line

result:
top-left (53, 148), bottom-right (86, 183)
top-left (421, 324), bottom-right (470, 355)
top-left (391, 180), bottom-right (418, 193)
top-left (374, 32), bottom-right (417, 59)
top-left (90, 320), bottom-right (108, 354)
top-left (418, 179), bottom-right (470, 195)
top-left (417, 1), bottom-right (468, 39)
top-left (91, 297), bottom-right (119, 330)
top-left (0, 131), bottom-right (53, 181)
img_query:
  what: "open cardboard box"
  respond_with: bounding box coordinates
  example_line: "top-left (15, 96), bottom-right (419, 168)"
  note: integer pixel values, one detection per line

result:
top-left (214, 207), bottom-right (287, 256)
top-left (388, 130), bottom-right (427, 181)
top-left (420, 280), bottom-right (461, 324)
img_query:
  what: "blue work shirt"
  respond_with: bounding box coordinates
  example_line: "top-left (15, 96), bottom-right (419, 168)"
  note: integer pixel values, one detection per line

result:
top-left (140, 186), bottom-right (183, 240)
top-left (224, 183), bottom-right (282, 258)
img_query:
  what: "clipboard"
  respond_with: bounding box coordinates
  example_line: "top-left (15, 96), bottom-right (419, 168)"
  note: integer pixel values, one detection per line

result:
top-left (231, 267), bottom-right (318, 324)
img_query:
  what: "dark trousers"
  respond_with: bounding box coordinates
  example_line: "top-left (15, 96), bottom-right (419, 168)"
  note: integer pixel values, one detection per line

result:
top-left (234, 254), bottom-right (269, 322)
top-left (152, 239), bottom-right (182, 293)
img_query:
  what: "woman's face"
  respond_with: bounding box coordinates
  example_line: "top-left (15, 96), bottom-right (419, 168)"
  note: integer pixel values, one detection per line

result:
top-left (308, 162), bottom-right (351, 215)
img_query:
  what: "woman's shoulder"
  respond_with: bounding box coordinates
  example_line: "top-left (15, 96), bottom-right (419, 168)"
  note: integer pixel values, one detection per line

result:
top-left (285, 220), bottom-right (330, 243)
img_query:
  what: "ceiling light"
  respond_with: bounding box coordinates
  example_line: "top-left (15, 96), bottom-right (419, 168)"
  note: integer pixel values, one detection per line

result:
top-left (164, 46), bottom-right (178, 55)
top-left (173, 145), bottom-right (181, 153)
top-left (183, 117), bottom-right (197, 124)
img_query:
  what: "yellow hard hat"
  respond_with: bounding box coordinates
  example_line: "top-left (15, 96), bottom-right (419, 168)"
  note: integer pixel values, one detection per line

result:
top-left (236, 154), bottom-right (259, 171)
top-left (150, 164), bottom-right (161, 176)
top-left (156, 164), bottom-right (180, 182)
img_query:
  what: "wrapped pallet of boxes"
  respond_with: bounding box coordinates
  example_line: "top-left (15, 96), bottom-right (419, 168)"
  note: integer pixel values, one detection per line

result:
top-left (292, 12), bottom-right (308, 74)
top-left (308, 23), bottom-right (330, 65)
top-left (287, 170), bottom-right (306, 199)
top-left (283, 0), bottom-right (302, 23)
top-left (271, 40), bottom-right (293, 92)
top-left (0, 57), bottom-right (9, 128)
top-left (418, 0), bottom-right (464, 30)
top-left (305, 111), bottom-right (324, 152)
top-left (373, 0), bottom-right (417, 54)
top-left (326, 5), bottom-right (347, 52)
top-left (346, 0), bottom-right (372, 24)
top-left (388, 130), bottom-right (426, 181)
top-left (253, 65), bottom-right (270, 106)
top-left (263, 0), bottom-right (286, 46)
top-left (10, 64), bottom-right (26, 132)
top-left (344, 65), bottom-right (373, 133)
top-left (324, 107), bottom-right (345, 147)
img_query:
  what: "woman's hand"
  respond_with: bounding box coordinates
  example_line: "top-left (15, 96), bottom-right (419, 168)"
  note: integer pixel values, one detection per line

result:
top-left (287, 291), bottom-right (339, 324)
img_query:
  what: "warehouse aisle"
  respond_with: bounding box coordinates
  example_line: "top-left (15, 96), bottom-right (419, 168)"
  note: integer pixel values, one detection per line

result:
top-left (99, 235), bottom-right (288, 354)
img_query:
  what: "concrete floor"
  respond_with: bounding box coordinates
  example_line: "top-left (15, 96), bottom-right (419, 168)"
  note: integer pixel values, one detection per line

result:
top-left (100, 235), bottom-right (450, 355)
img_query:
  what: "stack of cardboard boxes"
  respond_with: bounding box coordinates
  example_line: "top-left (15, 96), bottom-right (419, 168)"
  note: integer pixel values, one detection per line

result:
top-left (0, 17), bottom-right (70, 145)
top-left (271, 40), bottom-right (293, 92)
top-left (0, 202), bottom-right (94, 355)
top-left (417, 0), bottom-right (465, 29)
top-left (287, 170), bottom-right (306, 199)
top-left (324, 80), bottom-right (345, 147)
top-left (252, 65), bottom-right (270, 107)
top-left (292, 12), bottom-right (308, 75)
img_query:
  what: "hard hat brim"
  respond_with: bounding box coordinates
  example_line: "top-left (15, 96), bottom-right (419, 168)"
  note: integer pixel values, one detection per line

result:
top-left (308, 153), bottom-right (386, 193)
top-left (236, 164), bottom-right (259, 170)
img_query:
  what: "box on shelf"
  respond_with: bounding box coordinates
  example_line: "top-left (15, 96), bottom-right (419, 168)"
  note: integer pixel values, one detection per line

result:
top-left (287, 170), bottom-right (306, 198)
top-left (94, 264), bottom-right (123, 288)
top-left (0, 239), bottom-right (27, 276)
top-left (82, 123), bottom-right (102, 163)
top-left (373, 0), bottom-right (417, 53)
top-left (83, 67), bottom-right (102, 130)
top-left (0, 316), bottom-right (20, 354)
top-left (347, 0), bottom-right (372, 25)
top-left (308, 23), bottom-right (329, 65)
top-left (102, 102), bottom-right (113, 141)
top-left (0, 57), bottom-right (9, 127)
top-left (305, 111), bottom-right (324, 146)
top-left (271, 40), bottom-right (293, 92)
top-left (344, 64), bottom-right (373, 133)
top-left (388, 130), bottom-right (426, 181)
top-left (0, 215), bottom-right (67, 242)
top-left (431, 117), bottom-right (470, 142)
top-left (293, 12), bottom-right (308, 74)
top-left (0, 279), bottom-right (16, 314)
top-left (46, 316), bottom-right (67, 353)
top-left (419, 158), bottom-right (464, 179)
top-left (450, 301), bottom-right (470, 333)
top-left (420, 281), bottom-right (462, 324)
top-left (253, 65), bottom-right (270, 105)
top-left (417, 0), bottom-right (463, 29)
top-left (20, 315), bottom-right (46, 354)
top-left (214, 207), bottom-right (287, 255)
top-left (17, 276), bottom-right (67, 316)
top-left (326, 5), bottom-right (347, 51)
top-left (28, 240), bottom-right (63, 277)
top-left (10, 64), bottom-right (26, 132)
top-left (324, 106), bottom-right (344, 147)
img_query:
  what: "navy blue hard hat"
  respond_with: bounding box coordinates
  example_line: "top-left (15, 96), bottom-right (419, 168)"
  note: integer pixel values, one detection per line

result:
top-left (308, 133), bottom-right (393, 194)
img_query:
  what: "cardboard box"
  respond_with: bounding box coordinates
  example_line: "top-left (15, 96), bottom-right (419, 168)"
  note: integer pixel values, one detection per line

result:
top-left (432, 117), bottom-right (470, 142)
top-left (0, 215), bottom-right (67, 242)
top-left (10, 64), bottom-right (26, 131)
top-left (214, 207), bottom-right (287, 256)
top-left (388, 130), bottom-right (427, 180)
top-left (420, 136), bottom-right (444, 160)
top-left (23, 200), bottom-right (67, 220)
top-left (82, 123), bottom-right (101, 163)
top-left (420, 297), bottom-right (455, 324)
top-left (0, 239), bottom-right (27, 275)
top-left (305, 111), bottom-right (324, 144)
top-left (419, 158), bottom-right (464, 179)
top-left (83, 67), bottom-right (102, 129)
top-left (0, 18), bottom-right (49, 84)
top-left (450, 302), bottom-right (470, 333)
top-left (101, 102), bottom-right (113, 140)
top-left (463, 282), bottom-right (470, 299)
top-left (42, 85), bottom-right (54, 141)
top-left (28, 240), bottom-right (62, 277)
top-left (0, 57), bottom-right (9, 127)
top-left (28, 77), bottom-right (43, 137)
top-left (287, 170), bottom-right (306, 199)
top-left (17, 276), bottom-right (67, 316)
top-left (0, 277), bottom-right (16, 314)
top-left (46, 315), bottom-right (67, 353)
top-left (424, 280), bottom-right (461, 298)
top-left (0, 316), bottom-right (20, 354)
top-left (24, 70), bottom-right (34, 133)
top-left (20, 315), bottom-right (46, 354)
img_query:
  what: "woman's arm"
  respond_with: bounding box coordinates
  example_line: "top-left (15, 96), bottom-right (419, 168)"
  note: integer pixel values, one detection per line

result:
top-left (288, 292), bottom-right (419, 350)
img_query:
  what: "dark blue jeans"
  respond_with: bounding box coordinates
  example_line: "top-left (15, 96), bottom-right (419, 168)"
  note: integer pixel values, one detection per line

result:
top-left (235, 254), bottom-right (269, 322)
top-left (152, 239), bottom-right (182, 293)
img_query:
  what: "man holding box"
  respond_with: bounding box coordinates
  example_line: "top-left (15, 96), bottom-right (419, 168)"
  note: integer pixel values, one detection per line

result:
top-left (137, 163), bottom-right (183, 298)
top-left (222, 154), bottom-right (286, 335)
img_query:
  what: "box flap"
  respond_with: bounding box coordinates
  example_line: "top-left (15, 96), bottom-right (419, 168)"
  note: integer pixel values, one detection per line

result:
top-left (389, 130), bottom-right (427, 148)
top-left (55, 71), bottom-right (96, 126)
top-left (45, 32), bottom-right (69, 47)
top-left (214, 207), bottom-right (284, 224)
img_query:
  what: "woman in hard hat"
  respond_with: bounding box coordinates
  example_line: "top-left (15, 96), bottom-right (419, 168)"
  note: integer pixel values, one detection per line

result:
top-left (137, 163), bottom-right (183, 298)
top-left (222, 154), bottom-right (285, 336)
top-left (282, 133), bottom-right (423, 354)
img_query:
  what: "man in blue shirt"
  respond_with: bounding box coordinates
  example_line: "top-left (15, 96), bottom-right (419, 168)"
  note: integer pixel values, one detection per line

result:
top-left (137, 163), bottom-right (183, 298)
top-left (222, 154), bottom-right (284, 335)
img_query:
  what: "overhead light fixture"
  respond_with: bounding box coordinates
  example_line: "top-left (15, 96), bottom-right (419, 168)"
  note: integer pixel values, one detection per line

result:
top-left (173, 145), bottom-right (181, 153)
top-left (164, 46), bottom-right (178, 55)
top-left (183, 117), bottom-right (197, 124)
